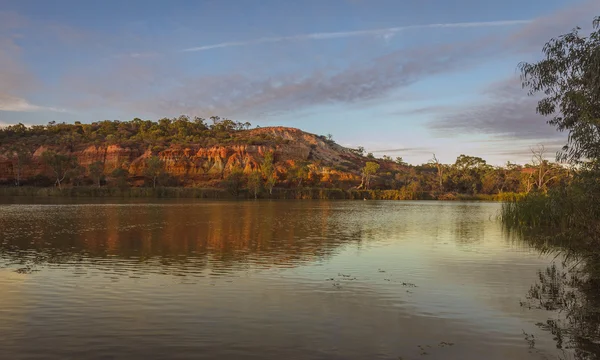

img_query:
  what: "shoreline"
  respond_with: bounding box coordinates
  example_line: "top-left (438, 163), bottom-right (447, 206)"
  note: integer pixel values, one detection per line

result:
top-left (0, 186), bottom-right (524, 201)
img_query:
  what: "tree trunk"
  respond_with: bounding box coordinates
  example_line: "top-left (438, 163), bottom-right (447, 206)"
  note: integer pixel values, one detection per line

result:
top-left (358, 175), bottom-right (365, 189)
top-left (15, 161), bottom-right (20, 186)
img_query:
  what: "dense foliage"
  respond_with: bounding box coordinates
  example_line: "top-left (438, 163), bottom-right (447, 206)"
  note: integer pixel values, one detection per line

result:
top-left (0, 115), bottom-right (278, 152)
top-left (505, 16), bottom-right (600, 358)
top-left (519, 16), bottom-right (600, 164)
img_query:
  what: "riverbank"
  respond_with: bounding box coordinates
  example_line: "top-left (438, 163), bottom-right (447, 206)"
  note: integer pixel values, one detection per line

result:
top-left (0, 186), bottom-right (524, 201)
top-left (501, 183), bottom-right (600, 357)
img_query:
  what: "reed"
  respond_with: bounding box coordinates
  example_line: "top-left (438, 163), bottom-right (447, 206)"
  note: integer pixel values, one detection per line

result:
top-left (1, 186), bottom-right (526, 201)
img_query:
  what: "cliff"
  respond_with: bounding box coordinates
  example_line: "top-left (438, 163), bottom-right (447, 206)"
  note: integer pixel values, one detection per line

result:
top-left (0, 126), bottom-right (380, 188)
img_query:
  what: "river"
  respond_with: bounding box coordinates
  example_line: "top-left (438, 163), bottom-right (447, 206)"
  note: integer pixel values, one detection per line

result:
top-left (0, 200), bottom-right (566, 359)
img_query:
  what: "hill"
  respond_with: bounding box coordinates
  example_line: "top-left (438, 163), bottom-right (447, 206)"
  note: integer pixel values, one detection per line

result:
top-left (0, 117), bottom-right (400, 190)
top-left (0, 116), bottom-right (565, 199)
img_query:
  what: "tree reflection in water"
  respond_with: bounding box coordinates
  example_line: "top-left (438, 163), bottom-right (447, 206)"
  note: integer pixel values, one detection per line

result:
top-left (509, 228), bottom-right (600, 360)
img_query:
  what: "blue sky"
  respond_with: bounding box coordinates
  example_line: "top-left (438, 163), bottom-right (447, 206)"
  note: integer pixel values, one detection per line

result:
top-left (1, 0), bottom-right (598, 165)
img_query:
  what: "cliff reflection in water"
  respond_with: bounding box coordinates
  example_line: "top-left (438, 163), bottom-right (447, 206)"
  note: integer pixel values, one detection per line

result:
top-left (1, 200), bottom-right (570, 360)
top-left (0, 201), bottom-right (368, 274)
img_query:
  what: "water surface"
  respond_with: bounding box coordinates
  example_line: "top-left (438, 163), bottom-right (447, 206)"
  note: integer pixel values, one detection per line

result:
top-left (0, 200), bottom-right (561, 359)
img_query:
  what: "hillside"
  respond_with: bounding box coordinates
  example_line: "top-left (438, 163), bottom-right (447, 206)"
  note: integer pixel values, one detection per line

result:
top-left (0, 118), bottom-right (399, 190)
top-left (0, 117), bottom-right (565, 198)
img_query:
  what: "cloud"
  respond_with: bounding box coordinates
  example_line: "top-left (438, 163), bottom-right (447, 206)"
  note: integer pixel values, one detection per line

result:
top-left (371, 147), bottom-right (431, 154)
top-left (506, 0), bottom-right (600, 53)
top-left (426, 75), bottom-right (566, 140)
top-left (424, 6), bottom-right (600, 160)
top-left (0, 12), bottom-right (74, 114)
top-left (0, 34), bottom-right (40, 113)
top-left (390, 105), bottom-right (457, 116)
top-left (422, 3), bottom-right (600, 144)
top-left (0, 37), bottom-right (33, 91)
top-left (182, 20), bottom-right (530, 52)
top-left (474, 138), bottom-right (568, 163)
top-left (0, 95), bottom-right (65, 112)
top-left (419, 0), bottom-right (600, 142)
top-left (102, 3), bottom-right (597, 119)
top-left (33, 0), bottom-right (600, 124)
top-left (64, 30), bottom-right (502, 118)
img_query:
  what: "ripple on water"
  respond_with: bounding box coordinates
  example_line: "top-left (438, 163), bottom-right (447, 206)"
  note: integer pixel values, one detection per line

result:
top-left (0, 200), bottom-right (560, 360)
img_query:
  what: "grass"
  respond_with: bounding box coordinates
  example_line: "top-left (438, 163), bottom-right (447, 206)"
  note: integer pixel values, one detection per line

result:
top-left (0, 186), bottom-right (527, 201)
top-left (0, 186), bottom-right (228, 199)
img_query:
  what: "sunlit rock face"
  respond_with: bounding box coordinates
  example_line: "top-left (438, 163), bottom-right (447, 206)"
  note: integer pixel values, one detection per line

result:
top-left (0, 127), bottom-right (374, 187)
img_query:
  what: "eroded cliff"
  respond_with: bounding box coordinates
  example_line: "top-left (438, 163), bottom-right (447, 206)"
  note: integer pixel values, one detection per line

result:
top-left (0, 126), bottom-right (367, 187)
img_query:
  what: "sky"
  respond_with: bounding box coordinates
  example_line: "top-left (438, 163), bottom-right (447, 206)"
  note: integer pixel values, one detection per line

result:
top-left (1, 0), bottom-right (598, 165)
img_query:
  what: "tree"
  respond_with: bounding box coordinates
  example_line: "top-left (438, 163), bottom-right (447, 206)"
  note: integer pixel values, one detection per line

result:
top-left (361, 161), bottom-right (380, 189)
top-left (446, 155), bottom-right (490, 194)
top-left (428, 154), bottom-right (444, 192)
top-left (260, 151), bottom-right (274, 177)
top-left (88, 161), bottom-right (104, 187)
top-left (521, 171), bottom-right (535, 193)
top-left (289, 161), bottom-right (309, 187)
top-left (247, 170), bottom-right (262, 199)
top-left (530, 144), bottom-right (560, 193)
top-left (111, 167), bottom-right (129, 189)
top-left (327, 133), bottom-right (333, 141)
top-left (225, 165), bottom-right (244, 197)
top-left (481, 168), bottom-right (503, 194)
top-left (519, 16), bottom-right (600, 164)
top-left (41, 151), bottom-right (78, 189)
top-left (265, 172), bottom-right (277, 195)
top-left (144, 156), bottom-right (165, 188)
top-left (261, 151), bottom-right (276, 195)
top-left (69, 164), bottom-right (86, 186)
top-left (453, 155), bottom-right (487, 171)
top-left (4, 145), bottom-right (31, 186)
top-left (395, 157), bottom-right (407, 166)
top-left (501, 162), bottom-right (524, 193)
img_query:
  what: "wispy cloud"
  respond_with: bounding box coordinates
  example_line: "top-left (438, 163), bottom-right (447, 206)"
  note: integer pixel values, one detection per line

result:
top-left (182, 19), bottom-right (530, 52)
top-left (371, 147), bottom-right (431, 154)
top-left (0, 95), bottom-right (66, 113)
top-left (0, 12), bottom-right (73, 114)
top-left (426, 76), bottom-right (564, 140)
top-left (57, 0), bottom-right (600, 122)
top-left (66, 33), bottom-right (499, 117)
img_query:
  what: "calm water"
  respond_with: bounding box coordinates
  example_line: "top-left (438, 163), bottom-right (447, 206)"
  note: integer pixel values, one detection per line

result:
top-left (0, 200), bottom-right (563, 359)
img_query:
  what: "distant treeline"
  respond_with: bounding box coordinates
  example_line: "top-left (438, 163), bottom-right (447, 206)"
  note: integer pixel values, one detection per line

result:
top-left (0, 116), bottom-right (571, 198)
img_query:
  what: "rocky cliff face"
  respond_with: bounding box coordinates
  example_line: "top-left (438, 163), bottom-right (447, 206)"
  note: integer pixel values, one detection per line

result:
top-left (0, 126), bottom-right (365, 186)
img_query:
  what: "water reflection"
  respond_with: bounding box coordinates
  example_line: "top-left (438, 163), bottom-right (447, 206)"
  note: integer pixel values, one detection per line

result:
top-left (0, 200), bottom-right (565, 360)
top-left (510, 227), bottom-right (600, 360)
top-left (0, 201), bottom-right (499, 272)
top-left (0, 202), bottom-right (366, 274)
